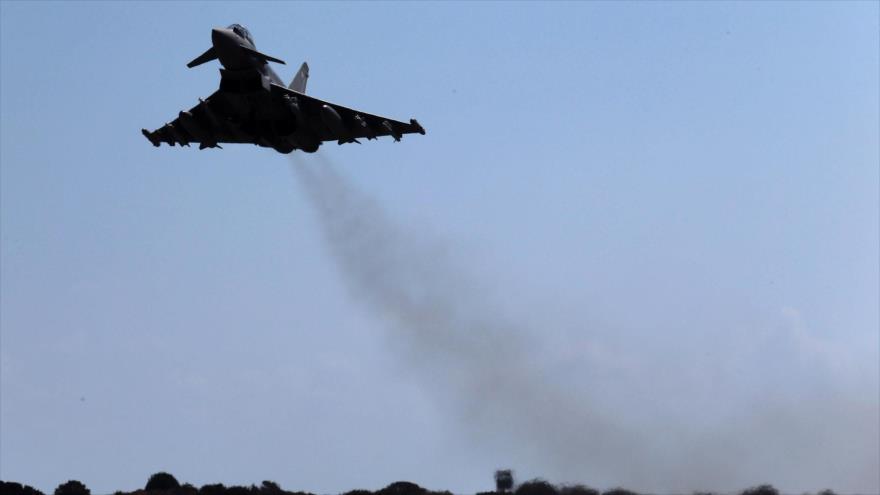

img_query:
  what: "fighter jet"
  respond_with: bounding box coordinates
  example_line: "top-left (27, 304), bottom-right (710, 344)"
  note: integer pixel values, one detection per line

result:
top-left (141, 24), bottom-right (425, 153)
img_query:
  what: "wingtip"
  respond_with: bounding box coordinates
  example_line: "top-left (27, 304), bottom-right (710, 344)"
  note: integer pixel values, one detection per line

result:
top-left (410, 118), bottom-right (426, 135)
top-left (141, 128), bottom-right (160, 147)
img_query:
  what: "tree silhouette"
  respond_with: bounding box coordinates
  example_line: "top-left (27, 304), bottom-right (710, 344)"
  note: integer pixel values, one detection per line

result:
top-left (601, 489), bottom-right (639, 495)
top-left (2, 481), bottom-right (46, 495)
top-left (739, 485), bottom-right (778, 495)
top-left (259, 482), bottom-right (281, 495)
top-left (494, 471), bottom-right (514, 493)
top-left (199, 483), bottom-right (227, 495)
top-left (560, 485), bottom-right (599, 495)
top-left (145, 473), bottom-right (180, 491)
top-left (54, 481), bottom-right (90, 495)
top-left (377, 482), bottom-right (425, 495)
top-left (514, 480), bottom-right (557, 495)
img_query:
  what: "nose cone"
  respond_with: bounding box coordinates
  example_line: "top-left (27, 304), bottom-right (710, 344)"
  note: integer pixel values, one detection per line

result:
top-left (211, 28), bottom-right (246, 69)
top-left (211, 28), bottom-right (237, 48)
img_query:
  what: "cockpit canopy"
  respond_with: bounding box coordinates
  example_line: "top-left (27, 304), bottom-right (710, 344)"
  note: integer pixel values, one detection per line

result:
top-left (228, 24), bottom-right (254, 45)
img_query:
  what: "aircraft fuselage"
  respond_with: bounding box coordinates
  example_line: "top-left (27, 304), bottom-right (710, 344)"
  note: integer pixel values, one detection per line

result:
top-left (142, 24), bottom-right (424, 154)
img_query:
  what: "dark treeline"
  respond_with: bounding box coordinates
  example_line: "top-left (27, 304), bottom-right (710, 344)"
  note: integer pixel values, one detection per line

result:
top-left (0, 472), bottom-right (843, 495)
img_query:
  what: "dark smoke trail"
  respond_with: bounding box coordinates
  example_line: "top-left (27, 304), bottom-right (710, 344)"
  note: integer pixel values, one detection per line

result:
top-left (288, 155), bottom-right (878, 494)
top-left (289, 155), bottom-right (648, 487)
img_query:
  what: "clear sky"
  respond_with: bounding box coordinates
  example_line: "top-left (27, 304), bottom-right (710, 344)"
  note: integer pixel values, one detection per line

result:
top-left (1, 2), bottom-right (877, 495)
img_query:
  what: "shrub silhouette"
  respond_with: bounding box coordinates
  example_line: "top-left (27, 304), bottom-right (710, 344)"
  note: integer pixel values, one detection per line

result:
top-left (739, 485), bottom-right (778, 495)
top-left (601, 489), bottom-right (639, 495)
top-left (198, 484), bottom-right (227, 495)
top-left (54, 481), bottom-right (90, 495)
top-left (146, 473), bottom-right (180, 491)
top-left (178, 485), bottom-right (198, 495)
top-left (560, 485), bottom-right (599, 495)
top-left (1, 482), bottom-right (25, 495)
top-left (2, 481), bottom-right (46, 495)
top-left (377, 482), bottom-right (425, 495)
top-left (259, 483), bottom-right (281, 495)
top-left (740, 485), bottom-right (779, 495)
top-left (514, 479), bottom-right (558, 495)
top-left (494, 471), bottom-right (514, 494)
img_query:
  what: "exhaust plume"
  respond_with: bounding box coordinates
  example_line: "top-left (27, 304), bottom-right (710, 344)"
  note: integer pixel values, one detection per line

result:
top-left (289, 155), bottom-right (878, 494)
top-left (290, 155), bottom-right (648, 484)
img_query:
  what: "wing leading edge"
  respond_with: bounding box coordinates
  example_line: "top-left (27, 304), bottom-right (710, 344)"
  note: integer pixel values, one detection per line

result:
top-left (270, 83), bottom-right (425, 145)
top-left (141, 93), bottom-right (253, 149)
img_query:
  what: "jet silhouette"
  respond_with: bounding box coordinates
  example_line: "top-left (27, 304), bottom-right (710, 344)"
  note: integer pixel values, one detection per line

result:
top-left (142, 24), bottom-right (425, 154)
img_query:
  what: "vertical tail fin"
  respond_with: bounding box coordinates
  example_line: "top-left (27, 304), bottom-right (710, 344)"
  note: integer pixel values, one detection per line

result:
top-left (289, 62), bottom-right (309, 93)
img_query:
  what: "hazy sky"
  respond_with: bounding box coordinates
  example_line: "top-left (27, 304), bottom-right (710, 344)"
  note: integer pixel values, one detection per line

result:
top-left (1, 2), bottom-right (878, 495)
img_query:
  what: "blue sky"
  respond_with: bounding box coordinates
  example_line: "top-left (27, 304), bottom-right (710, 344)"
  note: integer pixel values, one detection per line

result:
top-left (1, 2), bottom-right (878, 495)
